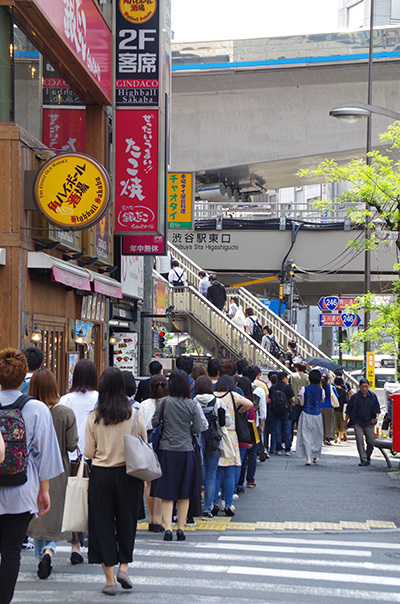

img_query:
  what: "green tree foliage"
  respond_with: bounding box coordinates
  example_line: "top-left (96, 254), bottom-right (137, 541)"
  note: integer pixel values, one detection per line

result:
top-left (298, 122), bottom-right (400, 374)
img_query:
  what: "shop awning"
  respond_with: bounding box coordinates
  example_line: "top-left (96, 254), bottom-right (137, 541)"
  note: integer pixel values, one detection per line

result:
top-left (27, 252), bottom-right (91, 292)
top-left (87, 270), bottom-right (123, 299)
top-left (0, 249), bottom-right (5, 266)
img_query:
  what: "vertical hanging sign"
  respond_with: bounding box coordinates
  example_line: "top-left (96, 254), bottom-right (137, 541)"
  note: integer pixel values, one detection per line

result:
top-left (114, 0), bottom-right (168, 238)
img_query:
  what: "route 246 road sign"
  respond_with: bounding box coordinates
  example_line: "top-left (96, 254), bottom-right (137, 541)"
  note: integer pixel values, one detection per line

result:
top-left (319, 313), bottom-right (361, 327)
top-left (318, 297), bottom-right (356, 311)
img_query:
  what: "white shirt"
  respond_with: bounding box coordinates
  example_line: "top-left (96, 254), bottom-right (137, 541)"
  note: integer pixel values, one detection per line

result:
top-left (155, 251), bottom-right (173, 275)
top-left (59, 390), bottom-right (98, 457)
top-left (168, 267), bottom-right (187, 285)
top-left (141, 397), bottom-right (157, 431)
top-left (253, 384), bottom-right (267, 423)
top-left (245, 316), bottom-right (254, 334)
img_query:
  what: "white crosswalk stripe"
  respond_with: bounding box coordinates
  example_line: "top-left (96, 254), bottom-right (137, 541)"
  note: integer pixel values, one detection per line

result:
top-left (13, 534), bottom-right (400, 603)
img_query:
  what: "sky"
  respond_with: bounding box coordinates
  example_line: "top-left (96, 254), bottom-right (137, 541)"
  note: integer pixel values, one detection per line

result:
top-left (171, 0), bottom-right (340, 43)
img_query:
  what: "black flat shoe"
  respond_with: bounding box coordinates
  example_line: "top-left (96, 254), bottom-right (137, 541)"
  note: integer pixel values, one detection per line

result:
top-left (163, 530), bottom-right (173, 541)
top-left (152, 523), bottom-right (164, 533)
top-left (224, 507), bottom-right (235, 517)
top-left (211, 505), bottom-right (219, 517)
top-left (148, 523), bottom-right (154, 532)
top-left (176, 529), bottom-right (186, 541)
top-left (70, 552), bottom-right (84, 565)
top-left (37, 553), bottom-right (52, 579)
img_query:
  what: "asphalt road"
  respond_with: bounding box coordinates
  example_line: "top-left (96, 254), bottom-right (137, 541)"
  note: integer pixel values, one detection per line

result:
top-left (13, 439), bottom-right (400, 603)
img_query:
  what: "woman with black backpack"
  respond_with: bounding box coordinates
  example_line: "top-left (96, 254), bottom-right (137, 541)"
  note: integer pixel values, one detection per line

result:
top-left (194, 376), bottom-right (231, 520)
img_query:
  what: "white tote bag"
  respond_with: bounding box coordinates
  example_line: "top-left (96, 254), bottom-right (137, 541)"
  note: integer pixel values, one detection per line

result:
top-left (124, 410), bottom-right (162, 481)
top-left (61, 456), bottom-right (89, 533)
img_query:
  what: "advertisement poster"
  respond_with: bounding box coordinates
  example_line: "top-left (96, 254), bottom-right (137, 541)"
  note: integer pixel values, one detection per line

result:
top-left (115, 0), bottom-right (160, 107)
top-left (113, 332), bottom-right (138, 373)
top-left (114, 109), bottom-right (159, 234)
top-left (153, 277), bottom-right (170, 322)
top-left (96, 212), bottom-right (110, 262)
top-left (67, 352), bottom-right (80, 389)
top-left (167, 172), bottom-right (193, 229)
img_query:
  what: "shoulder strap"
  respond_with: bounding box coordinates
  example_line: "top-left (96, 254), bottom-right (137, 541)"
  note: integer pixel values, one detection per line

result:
top-left (173, 268), bottom-right (183, 280)
top-left (7, 394), bottom-right (34, 411)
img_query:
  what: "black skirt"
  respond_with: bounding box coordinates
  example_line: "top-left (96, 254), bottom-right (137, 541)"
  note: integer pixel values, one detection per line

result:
top-left (150, 449), bottom-right (197, 500)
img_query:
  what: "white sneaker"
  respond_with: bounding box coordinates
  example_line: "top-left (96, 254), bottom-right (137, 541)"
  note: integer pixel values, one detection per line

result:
top-left (232, 494), bottom-right (239, 500)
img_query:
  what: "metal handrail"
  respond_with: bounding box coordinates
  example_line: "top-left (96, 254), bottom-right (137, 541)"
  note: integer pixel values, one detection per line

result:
top-left (167, 241), bottom-right (358, 388)
top-left (169, 284), bottom-right (290, 372)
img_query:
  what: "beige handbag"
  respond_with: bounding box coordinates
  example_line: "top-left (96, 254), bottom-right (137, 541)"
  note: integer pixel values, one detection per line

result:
top-left (61, 456), bottom-right (89, 532)
top-left (330, 387), bottom-right (340, 409)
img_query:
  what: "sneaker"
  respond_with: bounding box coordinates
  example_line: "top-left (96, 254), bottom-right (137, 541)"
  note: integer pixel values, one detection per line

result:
top-left (202, 512), bottom-right (214, 520)
top-left (276, 451), bottom-right (282, 456)
top-left (236, 486), bottom-right (245, 494)
top-left (246, 482), bottom-right (256, 488)
top-left (232, 493), bottom-right (239, 500)
top-left (224, 507), bottom-right (235, 517)
top-left (285, 451), bottom-right (294, 456)
top-left (313, 457), bottom-right (319, 464)
top-left (186, 517), bottom-right (196, 527)
top-left (21, 539), bottom-right (34, 551)
top-left (172, 515), bottom-right (178, 525)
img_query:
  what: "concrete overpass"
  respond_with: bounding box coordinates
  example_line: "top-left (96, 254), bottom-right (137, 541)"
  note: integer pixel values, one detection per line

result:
top-left (171, 26), bottom-right (400, 192)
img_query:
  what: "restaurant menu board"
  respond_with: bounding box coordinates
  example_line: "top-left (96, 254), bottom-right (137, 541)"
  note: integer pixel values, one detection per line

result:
top-left (113, 332), bottom-right (138, 374)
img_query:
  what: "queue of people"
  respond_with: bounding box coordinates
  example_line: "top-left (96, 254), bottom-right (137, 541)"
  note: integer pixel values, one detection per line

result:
top-left (0, 344), bottom-right (380, 600)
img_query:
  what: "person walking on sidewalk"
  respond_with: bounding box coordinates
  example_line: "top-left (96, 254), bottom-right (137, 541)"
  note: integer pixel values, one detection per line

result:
top-left (296, 369), bottom-right (324, 465)
top-left (345, 378), bottom-right (380, 467)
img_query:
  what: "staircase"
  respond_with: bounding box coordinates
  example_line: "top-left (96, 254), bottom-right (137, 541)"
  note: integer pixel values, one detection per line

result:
top-left (166, 242), bottom-right (358, 386)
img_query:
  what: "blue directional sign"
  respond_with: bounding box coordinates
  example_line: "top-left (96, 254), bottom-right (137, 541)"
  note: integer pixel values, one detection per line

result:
top-left (318, 296), bottom-right (356, 312)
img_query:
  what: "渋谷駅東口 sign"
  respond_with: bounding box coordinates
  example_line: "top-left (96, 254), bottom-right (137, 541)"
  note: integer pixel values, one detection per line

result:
top-left (34, 153), bottom-right (111, 230)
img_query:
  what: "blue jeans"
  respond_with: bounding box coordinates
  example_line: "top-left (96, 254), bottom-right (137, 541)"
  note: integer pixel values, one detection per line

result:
top-left (236, 446), bottom-right (248, 490)
top-left (203, 449), bottom-right (220, 513)
top-left (275, 414), bottom-right (292, 452)
top-left (34, 539), bottom-right (56, 559)
top-left (213, 465), bottom-right (236, 508)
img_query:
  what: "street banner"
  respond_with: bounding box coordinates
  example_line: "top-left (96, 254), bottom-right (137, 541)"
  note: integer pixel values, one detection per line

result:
top-left (115, 0), bottom-right (160, 107)
top-left (366, 352), bottom-right (375, 391)
top-left (167, 172), bottom-right (193, 228)
top-left (319, 313), bottom-right (361, 327)
top-left (122, 234), bottom-right (166, 255)
top-left (114, 109), bottom-right (159, 234)
top-left (318, 297), bottom-right (356, 311)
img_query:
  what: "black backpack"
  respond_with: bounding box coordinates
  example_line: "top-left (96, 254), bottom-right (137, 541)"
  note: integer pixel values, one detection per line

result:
top-left (270, 387), bottom-right (290, 418)
top-left (0, 394), bottom-right (33, 486)
top-left (267, 335), bottom-right (282, 359)
top-left (250, 318), bottom-right (263, 344)
top-left (202, 397), bottom-right (221, 453)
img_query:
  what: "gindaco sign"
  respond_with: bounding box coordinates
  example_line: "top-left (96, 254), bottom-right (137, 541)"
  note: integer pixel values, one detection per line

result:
top-left (34, 153), bottom-right (111, 230)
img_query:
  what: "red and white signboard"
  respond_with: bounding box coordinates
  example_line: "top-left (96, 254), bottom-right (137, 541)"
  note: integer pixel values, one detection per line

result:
top-left (34, 0), bottom-right (111, 100)
top-left (42, 108), bottom-right (86, 152)
top-left (114, 109), bottom-right (159, 234)
top-left (122, 234), bottom-right (165, 255)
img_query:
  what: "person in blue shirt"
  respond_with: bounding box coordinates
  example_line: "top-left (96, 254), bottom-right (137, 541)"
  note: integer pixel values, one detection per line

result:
top-left (0, 348), bottom-right (63, 604)
top-left (295, 369), bottom-right (324, 465)
top-left (345, 378), bottom-right (380, 467)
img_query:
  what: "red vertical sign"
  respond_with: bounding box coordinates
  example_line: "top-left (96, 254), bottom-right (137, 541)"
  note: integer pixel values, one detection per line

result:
top-left (114, 109), bottom-right (159, 234)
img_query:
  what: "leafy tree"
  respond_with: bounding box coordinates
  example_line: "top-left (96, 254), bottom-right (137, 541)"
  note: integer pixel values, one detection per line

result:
top-left (298, 122), bottom-right (400, 375)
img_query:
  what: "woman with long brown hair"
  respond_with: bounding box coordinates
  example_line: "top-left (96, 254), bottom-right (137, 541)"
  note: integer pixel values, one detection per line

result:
top-left (84, 367), bottom-right (146, 596)
top-left (28, 368), bottom-right (78, 580)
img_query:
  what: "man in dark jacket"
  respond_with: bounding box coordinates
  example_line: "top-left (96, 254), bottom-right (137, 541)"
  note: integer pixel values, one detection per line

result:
top-left (136, 360), bottom-right (162, 403)
top-left (345, 378), bottom-right (380, 466)
top-left (206, 274), bottom-right (227, 311)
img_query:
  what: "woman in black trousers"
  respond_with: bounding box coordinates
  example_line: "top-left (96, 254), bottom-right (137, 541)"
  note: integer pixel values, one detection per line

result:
top-left (84, 367), bottom-right (147, 596)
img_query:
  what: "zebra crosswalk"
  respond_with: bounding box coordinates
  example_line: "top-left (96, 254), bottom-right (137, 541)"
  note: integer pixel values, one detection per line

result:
top-left (14, 532), bottom-right (400, 603)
